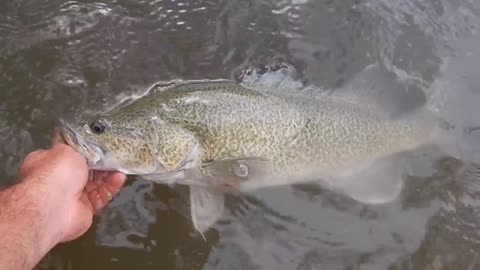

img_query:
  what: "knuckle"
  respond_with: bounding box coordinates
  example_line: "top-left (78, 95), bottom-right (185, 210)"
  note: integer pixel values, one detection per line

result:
top-left (22, 150), bottom-right (43, 164)
top-left (18, 151), bottom-right (44, 175)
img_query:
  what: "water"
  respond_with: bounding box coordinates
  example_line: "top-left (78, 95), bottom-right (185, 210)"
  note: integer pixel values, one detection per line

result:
top-left (1, 0), bottom-right (480, 269)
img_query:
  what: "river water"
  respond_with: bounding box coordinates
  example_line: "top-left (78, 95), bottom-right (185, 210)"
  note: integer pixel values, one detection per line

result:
top-left (1, 0), bottom-right (480, 269)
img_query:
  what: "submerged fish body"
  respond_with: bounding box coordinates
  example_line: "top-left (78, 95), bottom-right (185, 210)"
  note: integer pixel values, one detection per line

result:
top-left (60, 75), bottom-right (440, 235)
top-left (157, 82), bottom-right (433, 182)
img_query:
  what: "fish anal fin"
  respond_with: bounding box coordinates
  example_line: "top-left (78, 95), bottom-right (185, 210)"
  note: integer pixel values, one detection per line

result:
top-left (325, 154), bottom-right (407, 204)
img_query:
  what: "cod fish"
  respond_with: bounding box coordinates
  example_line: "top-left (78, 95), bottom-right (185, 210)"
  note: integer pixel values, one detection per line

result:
top-left (58, 65), bottom-right (467, 235)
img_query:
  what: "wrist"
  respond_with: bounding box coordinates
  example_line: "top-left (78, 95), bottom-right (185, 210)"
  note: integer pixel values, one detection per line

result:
top-left (0, 180), bottom-right (63, 269)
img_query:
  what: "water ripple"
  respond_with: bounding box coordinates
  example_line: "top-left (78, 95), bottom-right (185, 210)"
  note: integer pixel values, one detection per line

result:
top-left (1, 0), bottom-right (480, 269)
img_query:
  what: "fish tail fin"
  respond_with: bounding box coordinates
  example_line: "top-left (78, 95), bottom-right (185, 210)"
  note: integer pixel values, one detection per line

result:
top-left (425, 70), bottom-right (480, 164)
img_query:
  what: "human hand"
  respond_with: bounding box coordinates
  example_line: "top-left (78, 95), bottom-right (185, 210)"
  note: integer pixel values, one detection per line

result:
top-left (17, 132), bottom-right (126, 244)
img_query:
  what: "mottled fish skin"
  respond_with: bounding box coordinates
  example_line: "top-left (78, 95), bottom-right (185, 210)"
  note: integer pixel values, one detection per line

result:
top-left (62, 80), bottom-right (436, 186)
top-left (59, 80), bottom-right (439, 235)
top-left (170, 83), bottom-right (430, 165)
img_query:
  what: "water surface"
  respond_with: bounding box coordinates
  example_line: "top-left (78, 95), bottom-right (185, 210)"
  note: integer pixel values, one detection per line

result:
top-left (1, 0), bottom-right (480, 269)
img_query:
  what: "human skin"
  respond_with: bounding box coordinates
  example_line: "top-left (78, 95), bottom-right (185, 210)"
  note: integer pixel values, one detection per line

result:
top-left (0, 132), bottom-right (126, 269)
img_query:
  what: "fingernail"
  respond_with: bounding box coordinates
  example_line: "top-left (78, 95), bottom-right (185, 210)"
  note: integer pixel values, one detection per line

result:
top-left (106, 191), bottom-right (112, 201)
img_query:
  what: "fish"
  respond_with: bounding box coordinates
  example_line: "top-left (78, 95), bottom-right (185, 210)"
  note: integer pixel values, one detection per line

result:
top-left (58, 64), bottom-right (474, 236)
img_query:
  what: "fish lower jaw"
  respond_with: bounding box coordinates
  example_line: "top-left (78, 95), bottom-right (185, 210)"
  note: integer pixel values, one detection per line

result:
top-left (90, 159), bottom-right (160, 175)
top-left (116, 167), bottom-right (160, 175)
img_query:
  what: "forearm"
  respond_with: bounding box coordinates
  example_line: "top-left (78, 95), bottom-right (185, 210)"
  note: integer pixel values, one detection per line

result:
top-left (0, 181), bottom-right (60, 269)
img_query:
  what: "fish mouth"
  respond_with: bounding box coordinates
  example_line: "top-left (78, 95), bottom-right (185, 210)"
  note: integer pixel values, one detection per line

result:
top-left (58, 118), bottom-right (105, 167)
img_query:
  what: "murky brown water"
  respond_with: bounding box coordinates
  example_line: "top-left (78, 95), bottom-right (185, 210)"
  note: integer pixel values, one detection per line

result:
top-left (2, 0), bottom-right (480, 269)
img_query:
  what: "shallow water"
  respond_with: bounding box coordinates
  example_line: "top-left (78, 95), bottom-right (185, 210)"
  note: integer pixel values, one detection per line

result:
top-left (1, 0), bottom-right (480, 269)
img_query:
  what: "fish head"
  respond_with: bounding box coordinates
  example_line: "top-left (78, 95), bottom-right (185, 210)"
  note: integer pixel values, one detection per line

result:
top-left (58, 114), bottom-right (163, 175)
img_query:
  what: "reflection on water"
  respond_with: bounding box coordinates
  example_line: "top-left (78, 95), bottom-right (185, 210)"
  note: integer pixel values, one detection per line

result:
top-left (1, 0), bottom-right (480, 269)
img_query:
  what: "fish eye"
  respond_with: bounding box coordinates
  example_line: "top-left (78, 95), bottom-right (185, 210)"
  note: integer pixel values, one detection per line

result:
top-left (89, 121), bottom-right (106, 134)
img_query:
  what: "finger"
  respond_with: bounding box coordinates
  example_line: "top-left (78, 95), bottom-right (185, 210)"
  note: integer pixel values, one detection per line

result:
top-left (89, 186), bottom-right (114, 212)
top-left (84, 171), bottom-right (111, 196)
top-left (105, 172), bottom-right (127, 195)
top-left (94, 173), bottom-right (126, 211)
top-left (88, 170), bottom-right (94, 182)
top-left (91, 171), bottom-right (111, 183)
top-left (79, 192), bottom-right (94, 214)
top-left (96, 185), bottom-right (111, 208)
top-left (87, 188), bottom-right (104, 212)
top-left (84, 180), bottom-right (97, 194)
top-left (86, 172), bottom-right (126, 212)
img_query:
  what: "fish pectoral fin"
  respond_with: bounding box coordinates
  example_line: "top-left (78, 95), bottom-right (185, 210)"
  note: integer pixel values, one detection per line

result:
top-left (200, 157), bottom-right (272, 190)
top-left (190, 186), bottom-right (225, 236)
top-left (325, 154), bottom-right (407, 204)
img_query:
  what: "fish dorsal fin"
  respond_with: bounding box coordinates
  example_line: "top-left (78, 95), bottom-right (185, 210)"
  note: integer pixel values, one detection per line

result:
top-left (330, 63), bottom-right (428, 118)
top-left (148, 79), bottom-right (238, 94)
